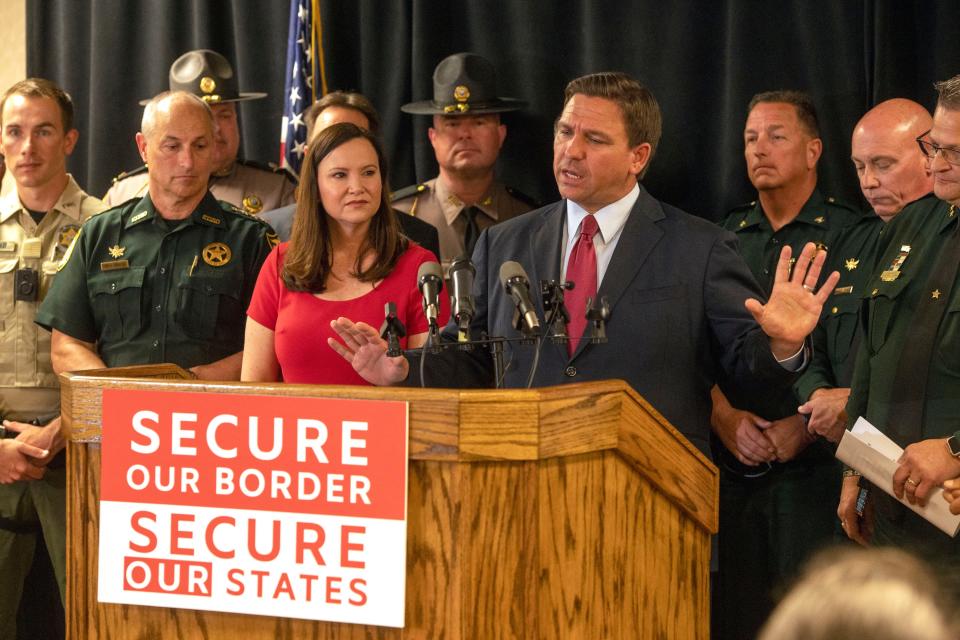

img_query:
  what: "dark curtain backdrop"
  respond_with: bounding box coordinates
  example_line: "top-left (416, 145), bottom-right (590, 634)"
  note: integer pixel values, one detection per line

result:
top-left (26, 0), bottom-right (960, 221)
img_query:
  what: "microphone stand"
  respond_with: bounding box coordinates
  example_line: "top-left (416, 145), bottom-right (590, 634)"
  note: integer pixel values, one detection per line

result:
top-left (405, 282), bottom-right (608, 390)
top-left (379, 302), bottom-right (406, 357)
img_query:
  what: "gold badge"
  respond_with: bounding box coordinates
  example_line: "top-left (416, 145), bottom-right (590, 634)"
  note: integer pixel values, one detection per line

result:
top-left (844, 258), bottom-right (859, 271)
top-left (266, 231), bottom-right (279, 248)
top-left (199, 76), bottom-right (217, 94)
top-left (814, 216), bottom-right (825, 224)
top-left (242, 195), bottom-right (263, 214)
top-left (202, 242), bottom-right (231, 267)
top-left (108, 245), bottom-right (125, 258)
top-left (58, 225), bottom-right (79, 250)
top-left (453, 85), bottom-right (470, 102)
top-left (932, 289), bottom-right (942, 300)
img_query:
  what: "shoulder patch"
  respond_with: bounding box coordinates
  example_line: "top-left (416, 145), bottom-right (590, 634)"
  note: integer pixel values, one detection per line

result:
top-left (112, 164), bottom-right (148, 184)
top-left (391, 183), bottom-right (428, 201)
top-left (505, 186), bottom-right (540, 209)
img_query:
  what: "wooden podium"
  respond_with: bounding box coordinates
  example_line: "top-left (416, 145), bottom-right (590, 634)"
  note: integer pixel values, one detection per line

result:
top-left (60, 368), bottom-right (718, 639)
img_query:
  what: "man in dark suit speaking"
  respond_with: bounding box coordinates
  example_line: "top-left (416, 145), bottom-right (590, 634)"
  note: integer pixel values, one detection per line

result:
top-left (329, 72), bottom-right (837, 458)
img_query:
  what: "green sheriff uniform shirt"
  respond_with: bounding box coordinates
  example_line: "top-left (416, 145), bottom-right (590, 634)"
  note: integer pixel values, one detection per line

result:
top-left (795, 194), bottom-right (936, 402)
top-left (847, 194), bottom-right (953, 439)
top-left (35, 191), bottom-right (276, 369)
top-left (722, 189), bottom-right (859, 418)
top-left (0, 175), bottom-right (104, 419)
top-left (845, 195), bottom-right (960, 586)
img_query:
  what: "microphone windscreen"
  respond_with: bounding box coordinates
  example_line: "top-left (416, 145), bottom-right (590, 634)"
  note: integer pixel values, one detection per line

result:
top-left (417, 261), bottom-right (443, 284)
top-left (449, 255), bottom-right (476, 277)
top-left (499, 260), bottom-right (528, 289)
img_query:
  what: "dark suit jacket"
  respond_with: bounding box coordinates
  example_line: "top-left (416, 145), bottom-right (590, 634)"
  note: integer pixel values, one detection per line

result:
top-left (259, 205), bottom-right (442, 260)
top-left (435, 186), bottom-right (796, 457)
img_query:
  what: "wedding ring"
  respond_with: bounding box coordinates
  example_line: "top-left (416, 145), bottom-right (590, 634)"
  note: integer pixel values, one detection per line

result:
top-left (906, 478), bottom-right (919, 487)
top-left (802, 284), bottom-right (814, 292)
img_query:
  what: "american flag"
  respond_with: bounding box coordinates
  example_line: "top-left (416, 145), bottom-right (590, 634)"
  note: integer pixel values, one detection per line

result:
top-left (280, 0), bottom-right (326, 175)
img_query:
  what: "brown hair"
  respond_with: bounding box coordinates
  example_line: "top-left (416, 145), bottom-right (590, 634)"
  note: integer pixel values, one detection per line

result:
top-left (0, 77), bottom-right (74, 132)
top-left (563, 71), bottom-right (662, 174)
top-left (305, 91), bottom-right (381, 139)
top-left (282, 122), bottom-right (405, 292)
top-left (748, 90), bottom-right (820, 138)
top-left (934, 75), bottom-right (960, 111)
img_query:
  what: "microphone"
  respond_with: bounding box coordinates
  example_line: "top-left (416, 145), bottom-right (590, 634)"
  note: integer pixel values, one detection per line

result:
top-left (499, 261), bottom-right (541, 334)
top-left (417, 261), bottom-right (444, 328)
top-left (379, 302), bottom-right (406, 357)
top-left (449, 255), bottom-right (476, 339)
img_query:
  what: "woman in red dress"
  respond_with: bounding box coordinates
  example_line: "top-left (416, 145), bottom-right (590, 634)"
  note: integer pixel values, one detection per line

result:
top-left (242, 123), bottom-right (446, 384)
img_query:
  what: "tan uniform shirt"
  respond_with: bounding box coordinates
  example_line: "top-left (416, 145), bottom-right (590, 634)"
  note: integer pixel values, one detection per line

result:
top-left (103, 161), bottom-right (296, 214)
top-left (0, 175), bottom-right (104, 419)
top-left (391, 177), bottom-right (534, 266)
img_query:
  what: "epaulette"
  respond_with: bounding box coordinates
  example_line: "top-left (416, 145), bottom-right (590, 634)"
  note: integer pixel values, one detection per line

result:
top-left (722, 200), bottom-right (757, 227)
top-left (823, 195), bottom-right (860, 215)
top-left (111, 165), bottom-right (148, 184)
top-left (236, 158), bottom-right (297, 183)
top-left (506, 186), bottom-right (540, 209)
top-left (218, 199), bottom-right (273, 225)
top-left (391, 183), bottom-right (428, 201)
top-left (727, 200), bottom-right (757, 215)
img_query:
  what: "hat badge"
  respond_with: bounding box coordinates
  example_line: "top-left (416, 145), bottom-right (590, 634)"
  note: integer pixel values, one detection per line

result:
top-left (453, 85), bottom-right (470, 103)
top-left (199, 76), bottom-right (217, 94)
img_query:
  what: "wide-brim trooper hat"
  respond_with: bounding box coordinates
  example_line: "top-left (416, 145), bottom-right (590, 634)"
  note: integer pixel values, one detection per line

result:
top-left (401, 52), bottom-right (525, 116)
top-left (138, 49), bottom-right (267, 106)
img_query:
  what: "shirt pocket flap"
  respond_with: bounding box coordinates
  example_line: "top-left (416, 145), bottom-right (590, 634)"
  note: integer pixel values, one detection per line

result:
top-left (182, 271), bottom-right (242, 299)
top-left (89, 267), bottom-right (146, 296)
top-left (863, 274), bottom-right (911, 301)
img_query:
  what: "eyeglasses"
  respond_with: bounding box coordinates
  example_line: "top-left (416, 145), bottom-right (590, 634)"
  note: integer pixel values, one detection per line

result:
top-left (916, 130), bottom-right (960, 166)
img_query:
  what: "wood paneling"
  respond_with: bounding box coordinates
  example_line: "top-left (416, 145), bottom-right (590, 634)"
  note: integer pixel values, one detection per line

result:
top-left (62, 371), bottom-right (717, 639)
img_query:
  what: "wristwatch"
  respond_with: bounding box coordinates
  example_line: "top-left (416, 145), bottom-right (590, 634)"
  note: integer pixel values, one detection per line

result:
top-left (947, 431), bottom-right (960, 458)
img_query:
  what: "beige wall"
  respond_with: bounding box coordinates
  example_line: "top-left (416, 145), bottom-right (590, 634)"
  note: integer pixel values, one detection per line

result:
top-left (0, 0), bottom-right (25, 94)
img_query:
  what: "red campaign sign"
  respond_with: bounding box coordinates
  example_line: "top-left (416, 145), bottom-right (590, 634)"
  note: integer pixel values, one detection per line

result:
top-left (101, 390), bottom-right (408, 520)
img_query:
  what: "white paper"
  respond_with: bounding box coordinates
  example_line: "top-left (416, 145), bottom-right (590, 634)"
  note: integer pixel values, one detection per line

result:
top-left (836, 417), bottom-right (960, 537)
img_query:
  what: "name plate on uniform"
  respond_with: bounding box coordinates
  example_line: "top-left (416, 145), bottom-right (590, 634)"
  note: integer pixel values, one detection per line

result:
top-left (97, 389), bottom-right (410, 627)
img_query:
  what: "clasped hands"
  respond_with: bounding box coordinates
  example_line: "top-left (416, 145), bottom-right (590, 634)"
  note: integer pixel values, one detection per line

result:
top-left (0, 416), bottom-right (61, 484)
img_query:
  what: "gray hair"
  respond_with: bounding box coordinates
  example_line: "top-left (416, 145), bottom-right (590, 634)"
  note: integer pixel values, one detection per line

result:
top-left (758, 547), bottom-right (956, 640)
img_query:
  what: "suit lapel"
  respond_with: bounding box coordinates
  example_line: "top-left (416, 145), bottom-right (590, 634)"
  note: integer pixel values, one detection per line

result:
top-left (527, 201), bottom-right (567, 362)
top-left (570, 186), bottom-right (665, 360)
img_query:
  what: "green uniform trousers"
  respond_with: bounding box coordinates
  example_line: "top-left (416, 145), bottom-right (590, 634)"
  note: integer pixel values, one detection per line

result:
top-left (0, 465), bottom-right (65, 638)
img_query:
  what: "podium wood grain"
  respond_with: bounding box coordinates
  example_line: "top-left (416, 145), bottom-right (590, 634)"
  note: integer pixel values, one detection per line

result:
top-left (61, 370), bottom-right (717, 639)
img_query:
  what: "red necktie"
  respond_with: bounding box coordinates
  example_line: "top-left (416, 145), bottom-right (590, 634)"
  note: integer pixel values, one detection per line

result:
top-left (565, 214), bottom-right (599, 355)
